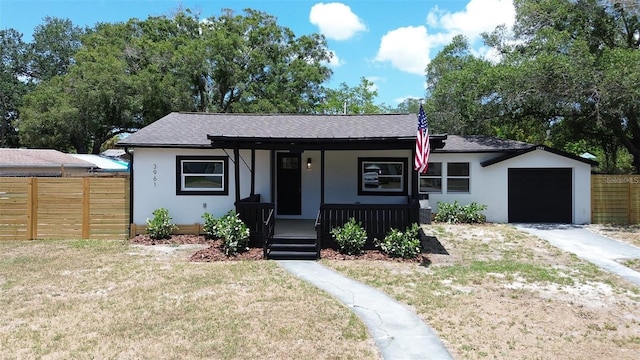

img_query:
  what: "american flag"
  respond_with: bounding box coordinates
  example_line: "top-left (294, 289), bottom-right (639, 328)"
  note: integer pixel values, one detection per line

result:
top-left (414, 104), bottom-right (430, 173)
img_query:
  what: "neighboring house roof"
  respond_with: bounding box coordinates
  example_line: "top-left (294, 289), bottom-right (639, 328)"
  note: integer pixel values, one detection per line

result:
top-left (0, 149), bottom-right (93, 168)
top-left (71, 154), bottom-right (129, 172)
top-left (117, 112), bottom-right (447, 149)
top-left (480, 145), bottom-right (598, 166)
top-left (101, 148), bottom-right (127, 158)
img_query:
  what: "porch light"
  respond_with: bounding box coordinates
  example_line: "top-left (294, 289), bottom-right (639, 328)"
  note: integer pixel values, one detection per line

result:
top-left (306, 157), bottom-right (312, 170)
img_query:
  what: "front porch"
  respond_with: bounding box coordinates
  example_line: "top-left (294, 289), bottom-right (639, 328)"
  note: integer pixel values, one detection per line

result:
top-left (213, 125), bottom-right (444, 261)
top-left (236, 195), bottom-right (420, 259)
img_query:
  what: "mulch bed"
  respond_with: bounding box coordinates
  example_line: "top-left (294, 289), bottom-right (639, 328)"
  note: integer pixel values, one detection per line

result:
top-left (130, 234), bottom-right (430, 264)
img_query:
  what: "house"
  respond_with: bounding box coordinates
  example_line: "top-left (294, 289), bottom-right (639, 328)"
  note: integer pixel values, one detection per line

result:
top-left (117, 112), bottom-right (596, 258)
top-left (0, 148), bottom-right (95, 177)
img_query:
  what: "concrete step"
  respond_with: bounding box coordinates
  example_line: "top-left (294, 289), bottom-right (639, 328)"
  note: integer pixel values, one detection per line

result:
top-left (267, 250), bottom-right (318, 260)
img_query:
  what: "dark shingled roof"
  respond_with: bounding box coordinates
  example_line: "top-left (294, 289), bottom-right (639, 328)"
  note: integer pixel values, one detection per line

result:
top-left (117, 112), bottom-right (533, 153)
top-left (118, 112), bottom-right (422, 148)
top-left (435, 135), bottom-right (532, 153)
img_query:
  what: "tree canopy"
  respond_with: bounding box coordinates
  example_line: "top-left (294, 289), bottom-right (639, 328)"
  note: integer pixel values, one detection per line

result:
top-left (317, 77), bottom-right (382, 114)
top-left (426, 0), bottom-right (640, 173)
top-left (9, 8), bottom-right (335, 153)
top-left (0, 29), bottom-right (30, 147)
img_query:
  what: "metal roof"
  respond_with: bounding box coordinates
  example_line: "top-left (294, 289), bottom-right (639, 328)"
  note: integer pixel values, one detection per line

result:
top-left (71, 154), bottom-right (129, 172)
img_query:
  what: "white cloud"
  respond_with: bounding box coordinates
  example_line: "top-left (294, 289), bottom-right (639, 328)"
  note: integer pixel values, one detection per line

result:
top-left (309, 2), bottom-right (367, 40)
top-left (375, 26), bottom-right (432, 75)
top-left (375, 0), bottom-right (515, 74)
top-left (427, 0), bottom-right (515, 42)
top-left (472, 46), bottom-right (502, 63)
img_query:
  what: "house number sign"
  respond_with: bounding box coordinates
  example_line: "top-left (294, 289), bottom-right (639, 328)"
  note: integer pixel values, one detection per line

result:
top-left (153, 164), bottom-right (157, 187)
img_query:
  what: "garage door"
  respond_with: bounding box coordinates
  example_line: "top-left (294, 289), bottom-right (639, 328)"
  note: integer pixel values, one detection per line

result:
top-left (508, 168), bottom-right (572, 223)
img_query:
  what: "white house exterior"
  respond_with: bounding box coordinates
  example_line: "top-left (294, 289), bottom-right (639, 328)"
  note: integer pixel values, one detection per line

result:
top-left (130, 148), bottom-right (419, 224)
top-left (119, 112), bottom-right (596, 230)
top-left (423, 147), bottom-right (593, 224)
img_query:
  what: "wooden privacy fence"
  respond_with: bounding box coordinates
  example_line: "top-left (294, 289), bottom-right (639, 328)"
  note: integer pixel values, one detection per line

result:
top-left (591, 175), bottom-right (640, 224)
top-left (0, 177), bottom-right (130, 240)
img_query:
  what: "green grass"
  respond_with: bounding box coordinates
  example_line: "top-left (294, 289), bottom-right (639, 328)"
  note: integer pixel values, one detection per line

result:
top-left (436, 260), bottom-right (575, 286)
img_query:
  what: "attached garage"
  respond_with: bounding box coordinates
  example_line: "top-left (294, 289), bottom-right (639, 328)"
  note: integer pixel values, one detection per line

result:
top-left (473, 145), bottom-right (596, 224)
top-left (508, 168), bottom-right (572, 223)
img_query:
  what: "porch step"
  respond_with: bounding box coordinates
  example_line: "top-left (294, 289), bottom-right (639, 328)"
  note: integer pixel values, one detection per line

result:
top-left (267, 237), bottom-right (318, 260)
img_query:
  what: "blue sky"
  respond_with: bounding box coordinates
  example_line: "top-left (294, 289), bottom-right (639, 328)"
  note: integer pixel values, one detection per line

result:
top-left (0, 0), bottom-right (515, 106)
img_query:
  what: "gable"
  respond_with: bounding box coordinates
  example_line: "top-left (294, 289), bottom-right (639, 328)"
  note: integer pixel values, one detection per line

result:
top-left (480, 145), bottom-right (598, 168)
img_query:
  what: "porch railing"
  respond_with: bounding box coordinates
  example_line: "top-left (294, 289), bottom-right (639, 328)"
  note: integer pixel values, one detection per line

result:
top-left (262, 208), bottom-right (275, 259)
top-left (235, 194), bottom-right (275, 248)
top-left (314, 211), bottom-right (322, 259)
top-left (315, 201), bottom-right (420, 249)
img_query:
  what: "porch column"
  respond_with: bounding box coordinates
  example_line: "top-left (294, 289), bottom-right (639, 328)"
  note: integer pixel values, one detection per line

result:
top-left (234, 146), bottom-right (241, 203)
top-left (250, 148), bottom-right (255, 196)
top-left (321, 149), bottom-right (325, 204)
top-left (411, 146), bottom-right (419, 199)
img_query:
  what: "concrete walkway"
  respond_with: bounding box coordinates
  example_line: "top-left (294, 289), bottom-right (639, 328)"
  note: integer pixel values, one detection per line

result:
top-left (278, 260), bottom-right (453, 360)
top-left (516, 224), bottom-right (640, 287)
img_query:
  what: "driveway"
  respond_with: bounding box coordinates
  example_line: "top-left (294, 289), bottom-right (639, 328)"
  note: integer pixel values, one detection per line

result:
top-left (516, 224), bottom-right (640, 287)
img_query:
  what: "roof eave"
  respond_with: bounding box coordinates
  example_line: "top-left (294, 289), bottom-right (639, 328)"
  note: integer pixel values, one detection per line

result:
top-left (481, 145), bottom-right (599, 167)
top-left (115, 143), bottom-right (211, 149)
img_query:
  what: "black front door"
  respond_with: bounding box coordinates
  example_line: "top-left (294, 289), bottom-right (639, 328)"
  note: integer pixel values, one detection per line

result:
top-left (277, 153), bottom-right (302, 215)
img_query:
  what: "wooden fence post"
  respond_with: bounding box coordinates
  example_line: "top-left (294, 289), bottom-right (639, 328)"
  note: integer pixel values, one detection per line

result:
top-left (28, 178), bottom-right (38, 240)
top-left (82, 177), bottom-right (90, 239)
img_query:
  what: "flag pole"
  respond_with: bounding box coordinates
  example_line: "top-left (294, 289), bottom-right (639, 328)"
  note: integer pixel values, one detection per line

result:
top-left (415, 98), bottom-right (429, 202)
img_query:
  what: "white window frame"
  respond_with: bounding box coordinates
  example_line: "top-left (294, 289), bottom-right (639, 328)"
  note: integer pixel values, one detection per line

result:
top-left (176, 156), bottom-right (228, 195)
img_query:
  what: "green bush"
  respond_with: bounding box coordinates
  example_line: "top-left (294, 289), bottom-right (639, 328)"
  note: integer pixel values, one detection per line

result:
top-left (330, 218), bottom-right (367, 255)
top-left (146, 208), bottom-right (178, 240)
top-left (376, 223), bottom-right (421, 259)
top-left (460, 202), bottom-right (488, 223)
top-left (201, 212), bottom-right (219, 240)
top-left (215, 211), bottom-right (250, 256)
top-left (434, 201), bottom-right (487, 224)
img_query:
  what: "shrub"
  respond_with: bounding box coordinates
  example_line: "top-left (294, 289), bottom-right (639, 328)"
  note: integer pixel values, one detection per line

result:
top-left (434, 201), bottom-right (487, 224)
top-left (330, 218), bottom-right (367, 255)
top-left (376, 223), bottom-right (421, 259)
top-left (146, 208), bottom-right (178, 240)
top-left (215, 211), bottom-right (250, 256)
top-left (460, 202), bottom-right (488, 223)
top-left (201, 212), bottom-right (219, 240)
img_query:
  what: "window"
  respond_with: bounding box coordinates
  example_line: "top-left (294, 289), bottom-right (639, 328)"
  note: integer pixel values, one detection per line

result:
top-left (447, 162), bottom-right (470, 193)
top-left (176, 156), bottom-right (228, 195)
top-left (358, 158), bottom-right (408, 195)
top-left (418, 162), bottom-right (442, 193)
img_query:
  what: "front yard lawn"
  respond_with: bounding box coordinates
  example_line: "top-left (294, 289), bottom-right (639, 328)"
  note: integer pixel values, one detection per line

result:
top-left (0, 240), bottom-right (376, 359)
top-left (325, 224), bottom-right (640, 359)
